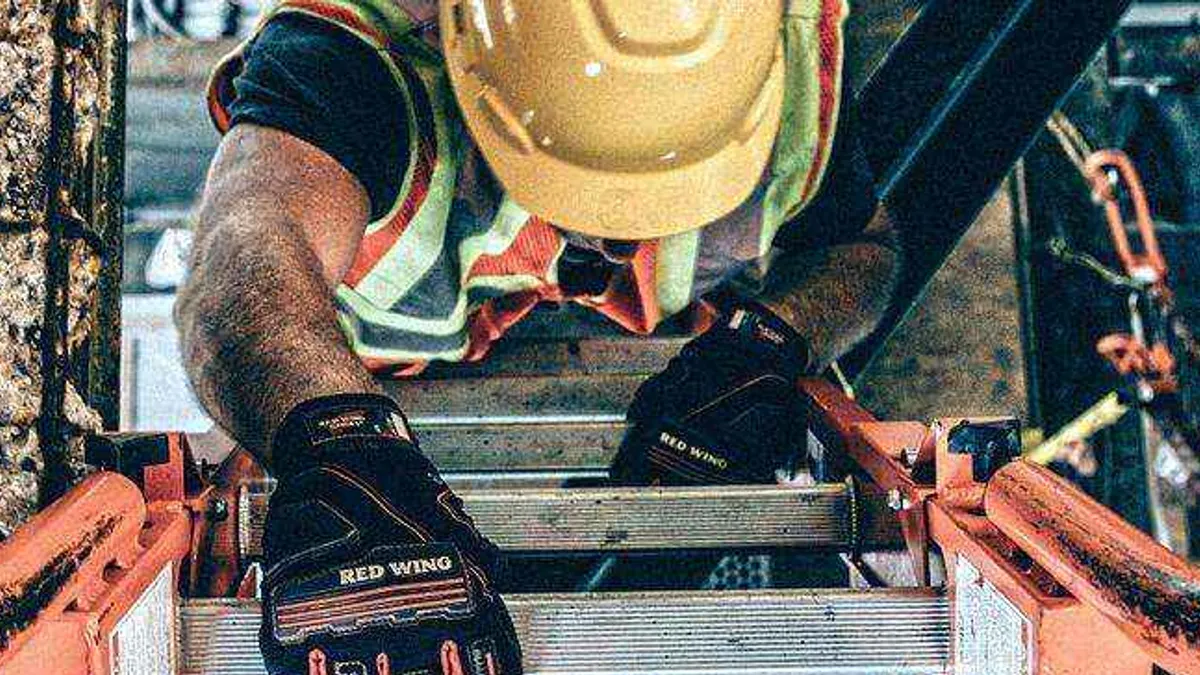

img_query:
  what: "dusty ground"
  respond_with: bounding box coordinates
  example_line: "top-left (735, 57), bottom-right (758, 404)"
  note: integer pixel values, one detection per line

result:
top-left (858, 187), bottom-right (1028, 422)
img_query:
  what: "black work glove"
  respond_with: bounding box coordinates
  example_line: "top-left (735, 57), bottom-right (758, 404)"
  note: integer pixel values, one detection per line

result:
top-left (260, 394), bottom-right (522, 675)
top-left (610, 303), bottom-right (810, 486)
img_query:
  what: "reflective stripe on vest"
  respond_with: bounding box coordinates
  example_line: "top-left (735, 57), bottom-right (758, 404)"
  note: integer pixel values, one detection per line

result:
top-left (207, 0), bottom-right (846, 376)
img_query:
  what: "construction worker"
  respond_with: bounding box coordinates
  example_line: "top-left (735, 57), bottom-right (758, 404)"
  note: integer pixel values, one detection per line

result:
top-left (178, 1), bottom-right (899, 673)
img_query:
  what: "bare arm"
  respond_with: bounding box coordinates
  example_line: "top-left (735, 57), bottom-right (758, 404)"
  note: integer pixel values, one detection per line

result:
top-left (758, 205), bottom-right (900, 370)
top-left (177, 124), bottom-right (383, 460)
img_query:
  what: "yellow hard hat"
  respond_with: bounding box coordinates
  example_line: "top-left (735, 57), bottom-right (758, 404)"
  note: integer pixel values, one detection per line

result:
top-left (441, 0), bottom-right (786, 240)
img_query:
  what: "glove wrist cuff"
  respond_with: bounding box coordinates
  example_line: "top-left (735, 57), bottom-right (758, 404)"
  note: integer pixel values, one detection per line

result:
top-left (271, 393), bottom-right (414, 479)
top-left (720, 302), bottom-right (812, 378)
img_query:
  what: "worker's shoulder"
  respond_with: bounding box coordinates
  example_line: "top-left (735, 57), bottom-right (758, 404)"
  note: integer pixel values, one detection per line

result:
top-left (235, 10), bottom-right (408, 118)
top-left (248, 12), bottom-right (389, 71)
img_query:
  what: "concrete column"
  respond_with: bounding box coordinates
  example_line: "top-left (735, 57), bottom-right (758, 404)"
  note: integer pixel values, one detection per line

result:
top-left (0, 0), bottom-right (123, 536)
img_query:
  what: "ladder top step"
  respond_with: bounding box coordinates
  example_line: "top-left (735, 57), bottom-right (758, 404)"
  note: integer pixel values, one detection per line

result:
top-left (239, 484), bottom-right (892, 558)
top-left (181, 590), bottom-right (951, 675)
top-left (411, 417), bottom-right (626, 472)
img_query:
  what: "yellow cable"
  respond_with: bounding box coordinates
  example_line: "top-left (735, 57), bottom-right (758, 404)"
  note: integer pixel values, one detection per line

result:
top-left (1026, 392), bottom-right (1129, 465)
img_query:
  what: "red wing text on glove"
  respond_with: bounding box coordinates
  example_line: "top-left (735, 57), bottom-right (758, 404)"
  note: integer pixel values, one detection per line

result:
top-left (261, 394), bottom-right (523, 675)
top-left (611, 304), bottom-right (810, 486)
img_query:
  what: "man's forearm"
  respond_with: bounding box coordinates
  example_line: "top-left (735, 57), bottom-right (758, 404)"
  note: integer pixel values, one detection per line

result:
top-left (177, 127), bottom-right (382, 460)
top-left (178, 217), bottom-right (380, 456)
top-left (757, 208), bottom-right (901, 371)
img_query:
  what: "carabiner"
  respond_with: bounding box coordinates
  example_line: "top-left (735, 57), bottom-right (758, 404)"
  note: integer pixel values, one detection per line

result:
top-left (1083, 149), bottom-right (1168, 285)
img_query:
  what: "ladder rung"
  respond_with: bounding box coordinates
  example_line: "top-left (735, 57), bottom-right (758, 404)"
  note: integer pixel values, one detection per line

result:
top-left (386, 373), bottom-right (645, 418)
top-left (179, 591), bottom-right (951, 675)
top-left (240, 485), bottom-right (859, 558)
top-left (413, 419), bottom-right (626, 471)
top-left (465, 485), bottom-right (855, 552)
top-left (441, 469), bottom-right (611, 490)
top-left (502, 303), bottom-right (694, 341)
top-left (418, 336), bottom-right (686, 379)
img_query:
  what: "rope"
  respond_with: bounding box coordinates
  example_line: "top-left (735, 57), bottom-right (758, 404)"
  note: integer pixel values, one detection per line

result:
top-left (1045, 111), bottom-right (1096, 182)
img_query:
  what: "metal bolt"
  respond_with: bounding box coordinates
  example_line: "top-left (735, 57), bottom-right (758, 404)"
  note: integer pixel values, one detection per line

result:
top-left (886, 489), bottom-right (911, 512)
top-left (206, 497), bottom-right (229, 523)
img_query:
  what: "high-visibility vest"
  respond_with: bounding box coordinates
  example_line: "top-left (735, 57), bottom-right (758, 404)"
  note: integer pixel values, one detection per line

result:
top-left (208, 0), bottom-right (846, 376)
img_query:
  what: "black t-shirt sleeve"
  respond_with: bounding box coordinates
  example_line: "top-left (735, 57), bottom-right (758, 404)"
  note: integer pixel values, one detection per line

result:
top-left (226, 12), bottom-right (410, 221)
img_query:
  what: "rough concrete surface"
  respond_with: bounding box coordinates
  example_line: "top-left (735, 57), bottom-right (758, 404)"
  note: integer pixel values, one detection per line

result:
top-left (0, 231), bottom-right (47, 535)
top-left (0, 0), bottom-right (106, 535)
top-left (1, 0), bottom-right (55, 226)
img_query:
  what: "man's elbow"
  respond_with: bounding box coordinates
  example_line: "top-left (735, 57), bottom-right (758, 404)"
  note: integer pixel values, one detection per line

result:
top-left (175, 256), bottom-right (218, 386)
top-left (864, 205), bottom-right (904, 313)
top-left (174, 211), bottom-right (236, 386)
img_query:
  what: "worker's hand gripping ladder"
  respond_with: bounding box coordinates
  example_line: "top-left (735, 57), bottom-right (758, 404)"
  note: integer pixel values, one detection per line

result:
top-left (2, 379), bottom-right (1199, 674)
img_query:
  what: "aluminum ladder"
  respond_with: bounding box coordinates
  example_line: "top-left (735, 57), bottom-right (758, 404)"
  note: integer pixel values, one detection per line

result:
top-left (179, 306), bottom-right (951, 674)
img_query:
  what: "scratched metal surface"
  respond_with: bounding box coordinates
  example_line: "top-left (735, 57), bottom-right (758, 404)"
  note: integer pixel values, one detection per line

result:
top-left (181, 590), bottom-right (952, 675)
top-left (238, 484), bottom-right (859, 557)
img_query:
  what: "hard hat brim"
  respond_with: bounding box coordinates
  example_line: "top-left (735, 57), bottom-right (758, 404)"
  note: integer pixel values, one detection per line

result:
top-left (443, 33), bottom-right (785, 241)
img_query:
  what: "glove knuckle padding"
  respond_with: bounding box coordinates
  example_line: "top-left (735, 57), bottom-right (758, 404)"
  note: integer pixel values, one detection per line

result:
top-left (613, 305), bottom-right (809, 486)
top-left (261, 394), bottom-right (522, 675)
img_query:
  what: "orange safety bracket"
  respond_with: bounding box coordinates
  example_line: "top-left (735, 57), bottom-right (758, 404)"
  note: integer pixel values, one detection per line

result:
top-left (800, 377), bottom-right (936, 584)
top-left (986, 460), bottom-right (1200, 673)
top-left (0, 472), bottom-right (193, 673)
top-left (0, 473), bottom-right (146, 661)
top-left (805, 378), bottom-right (1200, 672)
